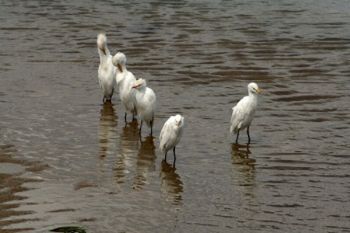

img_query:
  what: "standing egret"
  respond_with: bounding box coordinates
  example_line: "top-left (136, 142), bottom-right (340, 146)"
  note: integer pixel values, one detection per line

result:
top-left (230, 82), bottom-right (262, 144)
top-left (97, 33), bottom-right (116, 103)
top-left (112, 52), bottom-right (137, 122)
top-left (132, 78), bottom-right (156, 136)
top-left (159, 114), bottom-right (184, 167)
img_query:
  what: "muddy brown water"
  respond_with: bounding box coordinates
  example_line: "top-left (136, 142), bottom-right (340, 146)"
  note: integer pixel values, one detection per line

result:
top-left (1, 1), bottom-right (350, 232)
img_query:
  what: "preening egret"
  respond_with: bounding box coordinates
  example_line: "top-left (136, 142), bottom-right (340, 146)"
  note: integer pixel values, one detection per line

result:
top-left (112, 52), bottom-right (137, 122)
top-left (132, 78), bottom-right (156, 136)
top-left (159, 114), bottom-right (184, 167)
top-left (97, 33), bottom-right (116, 103)
top-left (230, 82), bottom-right (262, 144)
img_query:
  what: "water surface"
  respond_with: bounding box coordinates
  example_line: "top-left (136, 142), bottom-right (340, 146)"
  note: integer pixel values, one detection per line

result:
top-left (0, 0), bottom-right (350, 232)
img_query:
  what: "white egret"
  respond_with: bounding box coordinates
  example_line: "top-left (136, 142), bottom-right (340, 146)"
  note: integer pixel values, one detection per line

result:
top-left (132, 78), bottom-right (156, 136)
top-left (230, 82), bottom-right (262, 144)
top-left (97, 33), bottom-right (116, 103)
top-left (159, 114), bottom-right (184, 167)
top-left (112, 52), bottom-right (137, 122)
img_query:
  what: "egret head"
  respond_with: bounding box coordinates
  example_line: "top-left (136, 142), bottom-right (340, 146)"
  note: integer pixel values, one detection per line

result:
top-left (97, 33), bottom-right (107, 54)
top-left (248, 82), bottom-right (262, 95)
top-left (112, 52), bottom-right (127, 72)
top-left (174, 114), bottom-right (184, 127)
top-left (132, 78), bottom-right (147, 90)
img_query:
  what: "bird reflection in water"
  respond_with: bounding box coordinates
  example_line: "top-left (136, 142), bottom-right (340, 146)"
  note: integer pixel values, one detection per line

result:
top-left (132, 136), bottom-right (156, 190)
top-left (160, 160), bottom-right (183, 205)
top-left (231, 143), bottom-right (256, 199)
top-left (98, 102), bottom-right (117, 159)
top-left (114, 119), bottom-right (139, 185)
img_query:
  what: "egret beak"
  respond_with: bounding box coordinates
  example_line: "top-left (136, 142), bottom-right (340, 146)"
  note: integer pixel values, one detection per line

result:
top-left (177, 119), bottom-right (183, 126)
top-left (99, 46), bottom-right (106, 55)
top-left (117, 63), bottom-right (123, 72)
top-left (256, 88), bottom-right (262, 94)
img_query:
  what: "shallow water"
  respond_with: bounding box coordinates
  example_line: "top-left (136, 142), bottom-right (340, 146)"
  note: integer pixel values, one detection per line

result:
top-left (1, 0), bottom-right (350, 232)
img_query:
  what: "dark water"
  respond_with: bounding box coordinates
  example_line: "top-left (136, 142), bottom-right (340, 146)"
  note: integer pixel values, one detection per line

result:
top-left (1, 0), bottom-right (350, 232)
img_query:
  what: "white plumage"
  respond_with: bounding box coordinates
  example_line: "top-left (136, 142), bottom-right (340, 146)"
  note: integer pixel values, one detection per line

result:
top-left (132, 78), bottom-right (156, 136)
top-left (159, 114), bottom-right (184, 167)
top-left (230, 82), bottom-right (262, 144)
top-left (97, 33), bottom-right (116, 102)
top-left (112, 52), bottom-right (137, 121)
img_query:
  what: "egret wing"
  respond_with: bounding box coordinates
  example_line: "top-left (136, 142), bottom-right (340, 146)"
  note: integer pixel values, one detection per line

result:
top-left (230, 96), bottom-right (249, 133)
top-left (159, 117), bottom-right (175, 152)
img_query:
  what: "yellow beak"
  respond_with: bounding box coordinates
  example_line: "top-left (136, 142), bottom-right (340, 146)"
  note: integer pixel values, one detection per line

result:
top-left (256, 88), bottom-right (262, 94)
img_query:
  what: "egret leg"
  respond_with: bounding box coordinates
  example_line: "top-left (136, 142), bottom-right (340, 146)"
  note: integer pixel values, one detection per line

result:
top-left (235, 130), bottom-right (240, 144)
top-left (247, 126), bottom-right (251, 144)
top-left (132, 109), bottom-right (136, 120)
top-left (124, 112), bottom-right (127, 122)
top-left (132, 107), bottom-right (137, 120)
top-left (150, 120), bottom-right (153, 136)
top-left (139, 120), bottom-right (143, 136)
top-left (173, 147), bottom-right (176, 168)
top-left (165, 152), bottom-right (167, 162)
top-left (150, 114), bottom-right (154, 136)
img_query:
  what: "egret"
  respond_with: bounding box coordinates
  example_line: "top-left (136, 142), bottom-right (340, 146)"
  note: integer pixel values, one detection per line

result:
top-left (132, 78), bottom-right (156, 136)
top-left (97, 33), bottom-right (116, 103)
top-left (112, 52), bottom-right (137, 122)
top-left (230, 82), bottom-right (262, 144)
top-left (159, 114), bottom-right (184, 167)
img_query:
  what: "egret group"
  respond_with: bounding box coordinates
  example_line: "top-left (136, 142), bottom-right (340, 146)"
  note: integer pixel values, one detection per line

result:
top-left (97, 33), bottom-right (262, 167)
